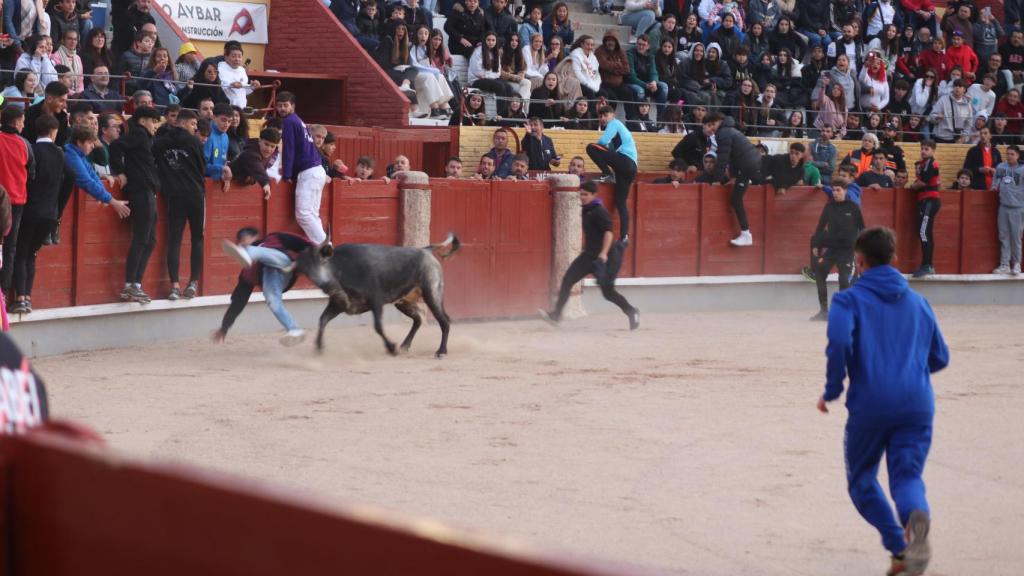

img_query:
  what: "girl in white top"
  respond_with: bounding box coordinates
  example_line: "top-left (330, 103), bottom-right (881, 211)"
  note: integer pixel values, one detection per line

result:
top-left (569, 35), bottom-right (601, 97)
top-left (409, 26), bottom-right (455, 118)
top-left (910, 72), bottom-right (939, 115)
top-left (15, 35), bottom-right (58, 95)
top-left (523, 33), bottom-right (549, 91)
top-left (858, 52), bottom-right (890, 111)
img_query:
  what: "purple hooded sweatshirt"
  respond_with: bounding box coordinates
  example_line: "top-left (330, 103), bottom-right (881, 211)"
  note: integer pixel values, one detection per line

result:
top-left (280, 112), bottom-right (323, 180)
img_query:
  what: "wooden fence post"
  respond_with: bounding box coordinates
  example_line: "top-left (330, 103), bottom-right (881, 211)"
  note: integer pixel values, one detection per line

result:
top-left (548, 174), bottom-right (585, 319)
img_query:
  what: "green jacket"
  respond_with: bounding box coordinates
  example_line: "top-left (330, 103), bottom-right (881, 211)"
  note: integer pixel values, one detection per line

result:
top-left (626, 46), bottom-right (659, 88)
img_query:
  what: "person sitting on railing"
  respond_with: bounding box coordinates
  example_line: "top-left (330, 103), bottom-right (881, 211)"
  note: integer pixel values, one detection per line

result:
top-left (111, 0), bottom-right (155, 57)
top-left (78, 65), bottom-right (123, 113)
top-left (180, 61), bottom-right (228, 111)
top-left (15, 34), bottom-right (57, 95)
top-left (115, 30), bottom-right (154, 95)
top-left (1, 69), bottom-right (39, 108)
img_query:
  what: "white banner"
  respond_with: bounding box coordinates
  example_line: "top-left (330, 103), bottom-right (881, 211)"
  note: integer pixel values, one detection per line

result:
top-left (158, 0), bottom-right (269, 45)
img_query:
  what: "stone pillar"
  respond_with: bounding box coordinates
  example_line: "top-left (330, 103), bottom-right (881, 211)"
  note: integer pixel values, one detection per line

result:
top-left (548, 174), bottom-right (586, 319)
top-left (397, 171), bottom-right (431, 247)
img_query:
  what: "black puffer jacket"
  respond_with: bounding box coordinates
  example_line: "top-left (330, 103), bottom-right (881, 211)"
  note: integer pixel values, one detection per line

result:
top-left (712, 116), bottom-right (762, 182)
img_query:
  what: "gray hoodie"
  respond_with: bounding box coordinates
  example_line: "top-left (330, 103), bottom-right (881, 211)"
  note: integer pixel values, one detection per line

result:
top-left (994, 161), bottom-right (1024, 208)
top-left (812, 67), bottom-right (857, 111)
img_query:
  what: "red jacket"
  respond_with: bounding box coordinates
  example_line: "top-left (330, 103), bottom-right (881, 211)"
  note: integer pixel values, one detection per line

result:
top-left (900, 0), bottom-right (934, 12)
top-left (946, 44), bottom-right (979, 76)
top-left (994, 99), bottom-right (1024, 135)
top-left (0, 132), bottom-right (29, 206)
top-left (919, 48), bottom-right (951, 81)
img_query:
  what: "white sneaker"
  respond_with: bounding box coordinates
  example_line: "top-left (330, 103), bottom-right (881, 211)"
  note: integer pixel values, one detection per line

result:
top-left (1013, 263), bottom-right (1022, 276)
top-left (993, 264), bottom-right (1011, 274)
top-left (729, 230), bottom-right (753, 247)
top-left (628, 34), bottom-right (638, 44)
top-left (222, 239), bottom-right (253, 268)
top-left (280, 329), bottom-right (306, 347)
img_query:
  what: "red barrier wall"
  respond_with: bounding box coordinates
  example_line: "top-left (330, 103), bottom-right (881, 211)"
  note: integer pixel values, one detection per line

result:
top-left (17, 180), bottom-right (1003, 321)
top-left (0, 432), bottom-right (642, 576)
top-left (322, 126), bottom-right (457, 178)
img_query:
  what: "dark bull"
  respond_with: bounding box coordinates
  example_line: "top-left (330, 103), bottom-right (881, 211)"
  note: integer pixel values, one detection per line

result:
top-left (294, 234), bottom-right (460, 358)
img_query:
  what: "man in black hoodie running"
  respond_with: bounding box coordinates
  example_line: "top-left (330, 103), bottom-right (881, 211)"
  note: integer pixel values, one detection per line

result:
top-left (153, 109), bottom-right (207, 300)
top-left (703, 112), bottom-right (762, 247)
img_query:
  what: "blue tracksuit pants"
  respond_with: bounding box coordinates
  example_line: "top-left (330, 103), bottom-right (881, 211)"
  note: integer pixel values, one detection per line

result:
top-left (844, 422), bottom-right (932, 555)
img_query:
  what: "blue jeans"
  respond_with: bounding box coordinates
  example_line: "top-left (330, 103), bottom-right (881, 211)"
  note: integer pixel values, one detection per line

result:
top-left (261, 267), bottom-right (298, 331)
top-left (620, 9), bottom-right (656, 37)
top-left (845, 422), bottom-right (932, 555)
top-left (628, 81), bottom-right (668, 103)
top-left (800, 28), bottom-right (831, 49)
top-left (247, 245), bottom-right (298, 331)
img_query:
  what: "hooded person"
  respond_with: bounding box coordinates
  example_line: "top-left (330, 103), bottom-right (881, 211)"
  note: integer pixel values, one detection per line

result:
top-left (702, 112), bottom-right (762, 246)
top-left (595, 30), bottom-right (636, 119)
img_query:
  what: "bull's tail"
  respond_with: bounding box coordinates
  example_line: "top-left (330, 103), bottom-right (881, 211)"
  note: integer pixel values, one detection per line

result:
top-left (427, 233), bottom-right (461, 260)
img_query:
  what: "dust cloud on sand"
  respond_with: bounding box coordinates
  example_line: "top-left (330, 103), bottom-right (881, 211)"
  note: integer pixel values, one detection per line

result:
top-left (36, 306), bottom-right (1024, 576)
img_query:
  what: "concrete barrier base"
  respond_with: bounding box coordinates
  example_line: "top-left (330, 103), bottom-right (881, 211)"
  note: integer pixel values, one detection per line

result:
top-left (10, 275), bottom-right (1023, 357)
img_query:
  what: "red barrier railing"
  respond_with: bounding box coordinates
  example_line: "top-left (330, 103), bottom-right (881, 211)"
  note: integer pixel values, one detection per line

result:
top-left (0, 431), bottom-right (646, 576)
top-left (14, 179), bottom-right (1003, 318)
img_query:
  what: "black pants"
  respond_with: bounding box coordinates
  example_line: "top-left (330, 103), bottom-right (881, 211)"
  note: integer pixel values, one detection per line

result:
top-left (580, 85), bottom-right (599, 101)
top-left (1, 204), bottom-right (25, 294)
top-left (13, 214), bottom-right (56, 298)
top-left (917, 198), bottom-right (941, 269)
top-left (814, 246), bottom-right (855, 309)
top-left (166, 194), bottom-right (205, 284)
top-left (599, 83), bottom-right (637, 119)
top-left (731, 159), bottom-right (762, 231)
top-left (126, 191), bottom-right (157, 284)
top-left (471, 79), bottom-right (514, 116)
top-left (586, 144), bottom-right (636, 239)
top-left (551, 244), bottom-right (634, 320)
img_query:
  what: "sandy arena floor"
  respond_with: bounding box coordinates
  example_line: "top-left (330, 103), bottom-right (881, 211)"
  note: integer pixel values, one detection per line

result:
top-left (37, 306), bottom-right (1024, 576)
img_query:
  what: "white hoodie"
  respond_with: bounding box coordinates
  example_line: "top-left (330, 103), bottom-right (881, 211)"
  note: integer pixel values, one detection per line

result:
top-left (858, 67), bottom-right (890, 110)
top-left (468, 46), bottom-right (502, 84)
top-left (570, 47), bottom-right (601, 93)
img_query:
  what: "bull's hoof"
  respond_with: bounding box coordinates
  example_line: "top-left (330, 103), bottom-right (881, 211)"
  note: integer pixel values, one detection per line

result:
top-left (386, 343), bottom-right (398, 356)
top-left (399, 344), bottom-right (412, 353)
top-left (434, 351), bottom-right (446, 359)
top-left (315, 342), bottom-right (325, 355)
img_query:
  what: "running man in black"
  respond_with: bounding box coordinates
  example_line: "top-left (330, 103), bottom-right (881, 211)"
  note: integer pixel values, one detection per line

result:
top-left (540, 181), bottom-right (640, 330)
top-left (809, 183), bottom-right (865, 321)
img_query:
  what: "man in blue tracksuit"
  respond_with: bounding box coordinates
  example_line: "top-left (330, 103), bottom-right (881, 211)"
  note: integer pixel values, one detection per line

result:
top-left (817, 226), bottom-right (949, 576)
top-left (585, 106), bottom-right (638, 245)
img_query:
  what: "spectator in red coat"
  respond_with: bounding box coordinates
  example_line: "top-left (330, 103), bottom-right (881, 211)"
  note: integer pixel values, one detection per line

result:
top-left (900, 0), bottom-right (938, 36)
top-left (919, 37), bottom-right (952, 81)
top-left (945, 31), bottom-right (979, 78)
top-left (994, 89), bottom-right (1024, 136)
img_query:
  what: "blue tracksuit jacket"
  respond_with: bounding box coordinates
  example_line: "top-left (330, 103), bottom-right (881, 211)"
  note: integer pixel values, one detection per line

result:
top-left (825, 264), bottom-right (949, 427)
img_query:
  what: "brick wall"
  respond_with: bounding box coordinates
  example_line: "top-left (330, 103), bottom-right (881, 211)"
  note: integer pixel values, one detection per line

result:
top-left (264, 0), bottom-right (409, 127)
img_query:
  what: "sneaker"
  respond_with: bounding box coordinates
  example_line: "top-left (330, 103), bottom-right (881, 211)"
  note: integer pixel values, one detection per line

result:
top-left (8, 300), bottom-right (29, 315)
top-left (126, 285), bottom-right (151, 304)
top-left (809, 309), bottom-right (828, 321)
top-left (592, 173), bottom-right (616, 184)
top-left (538, 308), bottom-right (560, 327)
top-left (168, 287), bottom-right (181, 301)
top-left (729, 230), bottom-right (753, 247)
top-left (800, 266), bottom-right (816, 282)
top-left (628, 34), bottom-right (638, 44)
top-left (222, 239), bottom-right (253, 268)
top-left (1013, 263), bottom-right (1022, 275)
top-left (119, 285), bottom-right (133, 301)
top-left (993, 264), bottom-right (1011, 274)
top-left (42, 231), bottom-right (53, 246)
top-left (886, 555), bottom-right (908, 576)
top-left (183, 281), bottom-right (199, 299)
top-left (280, 328), bottom-right (306, 347)
top-left (620, 234), bottom-right (630, 247)
top-left (628, 308), bottom-right (640, 330)
top-left (911, 265), bottom-right (934, 279)
top-left (902, 510), bottom-right (931, 576)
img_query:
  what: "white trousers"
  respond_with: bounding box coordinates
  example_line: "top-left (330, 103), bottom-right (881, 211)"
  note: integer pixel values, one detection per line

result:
top-left (295, 164), bottom-right (328, 244)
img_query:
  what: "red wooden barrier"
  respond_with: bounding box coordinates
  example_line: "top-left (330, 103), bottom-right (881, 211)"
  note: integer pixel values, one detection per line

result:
top-left (634, 183), bottom-right (700, 277)
top-left (0, 432), bottom-right (640, 576)
top-left (699, 185), bottom-right (767, 276)
top-left (764, 186), bottom-right (826, 274)
top-left (429, 179), bottom-right (553, 319)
